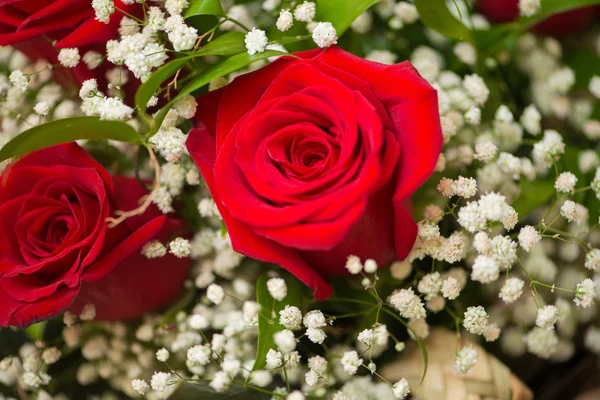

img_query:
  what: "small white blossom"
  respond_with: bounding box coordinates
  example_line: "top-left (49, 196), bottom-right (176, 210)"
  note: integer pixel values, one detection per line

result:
top-left (345, 255), bottom-right (363, 274)
top-left (169, 237), bottom-right (191, 258)
top-left (484, 323), bottom-right (501, 342)
top-left (92, 0), bottom-right (114, 24)
top-left (277, 9), bottom-right (294, 31)
top-left (575, 278), bottom-right (597, 308)
top-left (341, 351), bottom-right (362, 375)
top-left (389, 288), bottom-right (426, 320)
top-left (132, 379), bottom-right (150, 395)
top-left (525, 327), bottom-right (558, 359)
top-left (560, 200), bottom-right (578, 222)
top-left (188, 345), bottom-right (211, 365)
top-left (207, 283), bottom-right (225, 305)
top-left (266, 349), bottom-right (283, 369)
top-left (58, 48), bottom-right (80, 68)
top-left (500, 277), bottom-right (525, 303)
top-left (83, 51), bottom-right (103, 69)
top-left (392, 377), bottom-right (410, 399)
top-left (454, 42), bottom-right (477, 65)
top-left (441, 277), bottom-right (460, 300)
top-left (267, 278), bottom-right (288, 301)
top-left (312, 22), bottom-right (338, 48)
top-left (306, 328), bottom-right (326, 344)
top-left (308, 355), bottom-right (328, 374)
top-left (518, 226), bottom-right (541, 252)
top-left (463, 306), bottom-right (488, 335)
top-left (274, 329), bottom-right (296, 353)
top-left (294, 2), bottom-right (316, 22)
top-left (156, 348), bottom-right (170, 362)
top-left (463, 74), bottom-right (489, 105)
top-left (150, 372), bottom-right (172, 392)
top-left (585, 249), bottom-right (600, 271)
top-left (9, 70), bottom-right (29, 93)
top-left (280, 306), bottom-right (303, 330)
top-left (536, 305), bottom-right (559, 330)
top-left (303, 310), bottom-right (327, 329)
top-left (417, 272), bottom-right (442, 300)
top-left (471, 255), bottom-right (500, 284)
top-left (245, 28), bottom-right (268, 55)
top-left (394, 2), bottom-right (419, 23)
top-left (519, 0), bottom-right (541, 16)
top-left (454, 346), bottom-right (478, 374)
top-left (555, 172), bottom-right (577, 194)
top-left (34, 101), bottom-right (50, 116)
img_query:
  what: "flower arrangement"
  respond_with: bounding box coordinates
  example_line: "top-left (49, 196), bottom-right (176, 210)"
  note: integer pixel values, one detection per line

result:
top-left (0, 1), bottom-right (599, 399)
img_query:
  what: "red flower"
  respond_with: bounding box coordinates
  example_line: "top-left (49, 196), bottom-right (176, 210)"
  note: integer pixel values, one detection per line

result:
top-left (0, 0), bottom-right (136, 48)
top-left (0, 144), bottom-right (192, 327)
top-left (477, 0), bottom-right (599, 36)
top-left (187, 47), bottom-right (442, 300)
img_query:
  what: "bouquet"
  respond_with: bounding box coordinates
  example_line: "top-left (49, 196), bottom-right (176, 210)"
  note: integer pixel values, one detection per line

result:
top-left (0, 0), bottom-right (599, 399)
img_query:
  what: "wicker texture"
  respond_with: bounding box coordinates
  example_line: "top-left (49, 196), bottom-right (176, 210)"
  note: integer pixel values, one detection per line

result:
top-left (380, 328), bottom-right (533, 400)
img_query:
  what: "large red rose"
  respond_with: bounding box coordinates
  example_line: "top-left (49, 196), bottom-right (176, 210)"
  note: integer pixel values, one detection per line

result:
top-left (0, 144), bottom-right (192, 327)
top-left (0, 0), bottom-right (136, 48)
top-left (477, 0), bottom-right (599, 36)
top-left (187, 47), bottom-right (443, 300)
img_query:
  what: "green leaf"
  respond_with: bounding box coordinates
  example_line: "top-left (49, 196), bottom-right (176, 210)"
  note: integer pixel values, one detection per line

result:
top-left (0, 117), bottom-right (141, 162)
top-left (315, 0), bottom-right (379, 36)
top-left (520, 0), bottom-right (600, 27)
top-left (475, 0), bottom-right (600, 52)
top-left (24, 321), bottom-right (47, 341)
top-left (415, 0), bottom-right (471, 41)
top-left (135, 32), bottom-right (247, 114)
top-left (150, 50), bottom-right (287, 135)
top-left (184, 0), bottom-right (224, 18)
top-left (171, 382), bottom-right (268, 400)
top-left (512, 180), bottom-right (556, 217)
top-left (253, 274), bottom-right (303, 371)
top-left (381, 307), bottom-right (428, 384)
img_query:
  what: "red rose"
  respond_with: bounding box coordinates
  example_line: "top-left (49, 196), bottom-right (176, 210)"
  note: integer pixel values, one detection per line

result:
top-left (0, 0), bottom-right (136, 48)
top-left (187, 47), bottom-right (442, 300)
top-left (477, 0), bottom-right (599, 36)
top-left (0, 1), bottom-right (141, 99)
top-left (0, 144), bottom-right (192, 327)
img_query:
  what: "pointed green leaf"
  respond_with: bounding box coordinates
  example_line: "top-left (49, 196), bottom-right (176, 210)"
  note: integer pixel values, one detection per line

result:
top-left (315, 0), bottom-right (379, 36)
top-left (253, 274), bottom-right (303, 372)
top-left (184, 0), bottom-right (224, 18)
top-left (415, 0), bottom-right (471, 40)
top-left (0, 117), bottom-right (141, 162)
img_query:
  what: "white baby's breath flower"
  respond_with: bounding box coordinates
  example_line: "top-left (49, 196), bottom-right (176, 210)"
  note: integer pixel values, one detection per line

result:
top-left (267, 278), bottom-right (287, 301)
top-left (555, 172), bottom-right (578, 194)
top-left (312, 22), bottom-right (338, 48)
top-left (341, 351), bottom-right (362, 375)
top-left (207, 283), bottom-right (225, 305)
top-left (389, 288), bottom-right (426, 320)
top-left (463, 306), bottom-right (488, 335)
top-left (525, 327), bottom-right (558, 359)
top-left (454, 346), bottom-right (478, 374)
top-left (245, 28), bottom-right (268, 55)
top-left (536, 305), bottom-right (559, 330)
top-left (575, 278), bottom-right (597, 308)
top-left (294, 1), bottom-right (316, 22)
top-left (280, 305), bottom-right (303, 330)
top-left (92, 0), bottom-right (114, 24)
top-left (518, 226), bottom-right (541, 252)
top-left (277, 9), bottom-right (294, 32)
